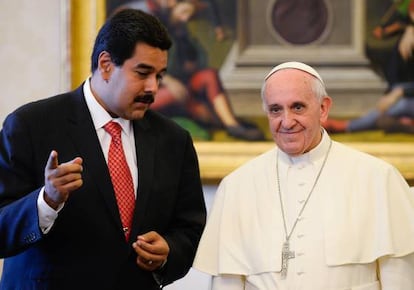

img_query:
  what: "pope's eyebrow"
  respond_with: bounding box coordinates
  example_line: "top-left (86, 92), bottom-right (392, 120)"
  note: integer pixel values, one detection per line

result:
top-left (291, 101), bottom-right (306, 107)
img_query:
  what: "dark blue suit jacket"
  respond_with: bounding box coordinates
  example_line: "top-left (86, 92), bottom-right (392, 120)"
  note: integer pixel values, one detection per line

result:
top-left (0, 85), bottom-right (206, 290)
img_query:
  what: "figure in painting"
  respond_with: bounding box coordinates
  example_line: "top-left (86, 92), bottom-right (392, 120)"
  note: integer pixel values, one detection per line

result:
top-left (113, 0), bottom-right (265, 141)
top-left (323, 83), bottom-right (414, 133)
top-left (323, 0), bottom-right (414, 134)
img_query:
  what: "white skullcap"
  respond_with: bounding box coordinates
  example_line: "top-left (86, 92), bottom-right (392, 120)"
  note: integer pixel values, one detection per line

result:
top-left (264, 61), bottom-right (325, 86)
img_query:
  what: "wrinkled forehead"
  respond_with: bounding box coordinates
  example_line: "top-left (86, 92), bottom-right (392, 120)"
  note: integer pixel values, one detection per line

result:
top-left (263, 70), bottom-right (322, 106)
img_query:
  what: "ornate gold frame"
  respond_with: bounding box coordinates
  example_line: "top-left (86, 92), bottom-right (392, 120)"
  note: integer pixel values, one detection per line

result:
top-left (70, 0), bottom-right (106, 89)
top-left (195, 142), bottom-right (414, 185)
top-left (70, 1), bottom-right (414, 187)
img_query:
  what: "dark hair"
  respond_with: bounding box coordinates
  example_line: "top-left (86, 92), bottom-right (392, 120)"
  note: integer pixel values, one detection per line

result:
top-left (91, 9), bottom-right (172, 72)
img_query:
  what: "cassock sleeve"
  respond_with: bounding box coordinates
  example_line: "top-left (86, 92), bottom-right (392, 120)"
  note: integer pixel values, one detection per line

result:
top-left (378, 252), bottom-right (414, 289)
top-left (211, 275), bottom-right (245, 290)
top-left (324, 143), bottom-right (414, 265)
top-left (193, 148), bottom-right (283, 275)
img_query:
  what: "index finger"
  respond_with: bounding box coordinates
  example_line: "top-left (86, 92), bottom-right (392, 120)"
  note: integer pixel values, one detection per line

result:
top-left (46, 150), bottom-right (59, 170)
top-left (137, 231), bottom-right (159, 243)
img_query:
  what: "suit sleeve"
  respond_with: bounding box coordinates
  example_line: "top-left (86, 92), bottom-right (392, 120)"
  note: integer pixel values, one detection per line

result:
top-left (0, 112), bottom-right (44, 257)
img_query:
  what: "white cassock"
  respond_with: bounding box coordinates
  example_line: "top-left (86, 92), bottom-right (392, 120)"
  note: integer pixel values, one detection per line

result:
top-left (193, 132), bottom-right (414, 290)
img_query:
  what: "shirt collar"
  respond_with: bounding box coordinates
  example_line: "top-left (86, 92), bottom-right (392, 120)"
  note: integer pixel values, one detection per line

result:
top-left (279, 128), bottom-right (331, 165)
top-left (83, 79), bottom-right (132, 135)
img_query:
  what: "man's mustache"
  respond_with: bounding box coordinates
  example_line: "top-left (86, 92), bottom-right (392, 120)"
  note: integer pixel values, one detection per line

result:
top-left (135, 94), bottom-right (154, 104)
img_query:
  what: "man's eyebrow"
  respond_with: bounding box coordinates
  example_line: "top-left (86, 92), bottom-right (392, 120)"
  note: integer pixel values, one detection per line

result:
top-left (134, 63), bottom-right (167, 74)
top-left (134, 63), bottom-right (154, 70)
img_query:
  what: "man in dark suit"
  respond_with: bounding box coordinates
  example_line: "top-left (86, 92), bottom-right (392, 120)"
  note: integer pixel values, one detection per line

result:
top-left (0, 8), bottom-right (206, 290)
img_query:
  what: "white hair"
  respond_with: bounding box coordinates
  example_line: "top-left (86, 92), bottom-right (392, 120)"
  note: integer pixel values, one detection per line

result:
top-left (261, 61), bottom-right (328, 112)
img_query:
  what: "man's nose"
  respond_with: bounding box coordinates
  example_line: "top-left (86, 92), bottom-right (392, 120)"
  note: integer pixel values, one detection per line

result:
top-left (145, 75), bottom-right (159, 93)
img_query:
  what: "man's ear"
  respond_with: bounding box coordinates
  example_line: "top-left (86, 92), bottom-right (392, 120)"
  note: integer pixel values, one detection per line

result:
top-left (98, 51), bottom-right (113, 80)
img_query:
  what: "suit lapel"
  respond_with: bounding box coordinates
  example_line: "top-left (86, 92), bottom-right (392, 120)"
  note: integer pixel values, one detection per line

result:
top-left (65, 87), bottom-right (122, 230)
top-left (65, 88), bottom-right (158, 238)
top-left (131, 117), bottom-right (156, 235)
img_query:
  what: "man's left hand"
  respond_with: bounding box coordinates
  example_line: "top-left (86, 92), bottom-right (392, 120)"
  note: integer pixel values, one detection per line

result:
top-left (132, 231), bottom-right (169, 271)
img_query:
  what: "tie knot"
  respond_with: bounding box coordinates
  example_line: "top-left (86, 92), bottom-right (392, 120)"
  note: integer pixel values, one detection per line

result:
top-left (104, 121), bottom-right (122, 138)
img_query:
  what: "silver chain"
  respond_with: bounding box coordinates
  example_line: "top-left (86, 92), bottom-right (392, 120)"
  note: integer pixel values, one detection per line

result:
top-left (276, 140), bottom-right (332, 242)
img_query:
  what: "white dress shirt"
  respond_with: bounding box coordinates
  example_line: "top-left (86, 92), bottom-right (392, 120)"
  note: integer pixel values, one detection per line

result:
top-left (38, 79), bottom-right (138, 232)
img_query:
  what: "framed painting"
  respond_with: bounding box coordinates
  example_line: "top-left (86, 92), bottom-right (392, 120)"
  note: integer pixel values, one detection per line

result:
top-left (103, 0), bottom-right (414, 184)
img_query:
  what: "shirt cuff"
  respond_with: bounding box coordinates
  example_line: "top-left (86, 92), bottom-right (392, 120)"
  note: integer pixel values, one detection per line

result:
top-left (37, 187), bottom-right (63, 233)
top-left (152, 259), bottom-right (168, 286)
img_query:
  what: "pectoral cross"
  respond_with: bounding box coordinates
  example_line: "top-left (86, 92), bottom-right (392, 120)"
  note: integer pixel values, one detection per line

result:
top-left (281, 240), bottom-right (295, 279)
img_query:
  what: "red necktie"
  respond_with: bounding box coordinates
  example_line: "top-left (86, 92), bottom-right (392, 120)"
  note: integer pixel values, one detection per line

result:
top-left (104, 121), bottom-right (135, 241)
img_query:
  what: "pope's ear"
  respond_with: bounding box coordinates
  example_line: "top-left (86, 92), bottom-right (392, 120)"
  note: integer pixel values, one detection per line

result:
top-left (320, 96), bottom-right (332, 121)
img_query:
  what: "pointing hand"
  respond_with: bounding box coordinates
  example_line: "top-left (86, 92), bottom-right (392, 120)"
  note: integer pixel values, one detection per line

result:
top-left (44, 150), bottom-right (83, 209)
